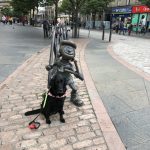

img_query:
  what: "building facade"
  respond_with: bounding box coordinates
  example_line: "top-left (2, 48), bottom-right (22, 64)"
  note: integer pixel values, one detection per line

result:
top-left (110, 0), bottom-right (141, 7)
top-left (45, 5), bottom-right (55, 20)
top-left (45, 0), bottom-right (69, 23)
top-left (0, 0), bottom-right (11, 8)
top-left (131, 5), bottom-right (150, 32)
top-left (0, 0), bottom-right (11, 18)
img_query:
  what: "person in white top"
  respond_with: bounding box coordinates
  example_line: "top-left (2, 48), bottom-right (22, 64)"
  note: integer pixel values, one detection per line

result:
top-left (140, 15), bottom-right (146, 34)
top-left (140, 15), bottom-right (146, 27)
top-left (2, 15), bottom-right (6, 24)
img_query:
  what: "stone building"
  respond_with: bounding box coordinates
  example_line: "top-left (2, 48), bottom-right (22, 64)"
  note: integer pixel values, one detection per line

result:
top-left (0, 0), bottom-right (11, 18)
top-left (110, 0), bottom-right (141, 7)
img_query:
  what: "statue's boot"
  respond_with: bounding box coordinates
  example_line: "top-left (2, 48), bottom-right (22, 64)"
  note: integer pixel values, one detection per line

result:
top-left (70, 91), bottom-right (84, 107)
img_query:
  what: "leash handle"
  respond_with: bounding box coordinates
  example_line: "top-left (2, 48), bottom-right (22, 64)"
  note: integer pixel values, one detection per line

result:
top-left (28, 92), bottom-right (49, 129)
top-left (29, 120), bottom-right (40, 129)
top-left (28, 114), bottom-right (41, 129)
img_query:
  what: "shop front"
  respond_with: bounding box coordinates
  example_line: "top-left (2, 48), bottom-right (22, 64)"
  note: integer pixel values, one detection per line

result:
top-left (112, 6), bottom-right (132, 28)
top-left (131, 5), bottom-right (150, 32)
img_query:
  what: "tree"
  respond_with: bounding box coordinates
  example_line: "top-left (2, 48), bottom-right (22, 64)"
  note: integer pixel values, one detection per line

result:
top-left (11, 0), bottom-right (43, 18)
top-left (1, 7), bottom-right (13, 16)
top-left (59, 0), bottom-right (72, 14)
top-left (59, 0), bottom-right (73, 24)
top-left (79, 0), bottom-right (113, 41)
top-left (60, 0), bottom-right (113, 37)
top-left (81, 0), bottom-right (113, 27)
top-left (62, 0), bottom-right (113, 37)
top-left (139, 0), bottom-right (150, 7)
top-left (46, 0), bottom-right (60, 24)
top-left (11, 0), bottom-right (29, 17)
top-left (61, 0), bottom-right (86, 37)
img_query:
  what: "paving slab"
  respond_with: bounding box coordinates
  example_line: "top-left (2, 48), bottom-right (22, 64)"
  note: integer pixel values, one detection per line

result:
top-left (85, 37), bottom-right (150, 149)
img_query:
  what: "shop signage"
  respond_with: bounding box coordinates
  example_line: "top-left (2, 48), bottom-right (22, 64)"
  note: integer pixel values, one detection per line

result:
top-left (112, 6), bottom-right (132, 14)
top-left (132, 5), bottom-right (150, 13)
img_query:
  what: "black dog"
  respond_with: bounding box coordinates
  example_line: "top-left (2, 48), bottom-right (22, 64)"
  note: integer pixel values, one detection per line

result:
top-left (25, 72), bottom-right (67, 124)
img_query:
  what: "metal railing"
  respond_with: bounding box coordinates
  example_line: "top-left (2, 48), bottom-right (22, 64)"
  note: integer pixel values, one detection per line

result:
top-left (49, 24), bottom-right (69, 66)
top-left (46, 23), bottom-right (84, 89)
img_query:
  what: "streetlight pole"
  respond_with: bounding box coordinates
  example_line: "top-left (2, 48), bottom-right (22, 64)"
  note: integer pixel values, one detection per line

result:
top-left (109, 9), bottom-right (112, 42)
top-left (102, 10), bottom-right (105, 40)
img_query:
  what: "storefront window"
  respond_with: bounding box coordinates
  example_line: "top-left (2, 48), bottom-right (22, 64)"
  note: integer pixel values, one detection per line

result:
top-left (131, 14), bottom-right (139, 31)
top-left (132, 5), bottom-right (150, 32)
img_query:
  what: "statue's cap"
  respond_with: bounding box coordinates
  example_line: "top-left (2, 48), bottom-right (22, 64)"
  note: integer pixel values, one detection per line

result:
top-left (60, 40), bottom-right (77, 49)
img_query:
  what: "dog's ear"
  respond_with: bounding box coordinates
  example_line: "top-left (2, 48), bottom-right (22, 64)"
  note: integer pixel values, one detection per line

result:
top-left (50, 77), bottom-right (55, 88)
top-left (63, 77), bottom-right (67, 90)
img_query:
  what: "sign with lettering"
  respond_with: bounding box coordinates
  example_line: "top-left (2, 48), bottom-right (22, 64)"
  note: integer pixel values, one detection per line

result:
top-left (132, 5), bottom-right (150, 13)
top-left (112, 6), bottom-right (132, 14)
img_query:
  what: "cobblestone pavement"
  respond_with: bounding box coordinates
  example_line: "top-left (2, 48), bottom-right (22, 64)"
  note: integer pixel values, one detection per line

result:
top-left (0, 41), bottom-right (108, 150)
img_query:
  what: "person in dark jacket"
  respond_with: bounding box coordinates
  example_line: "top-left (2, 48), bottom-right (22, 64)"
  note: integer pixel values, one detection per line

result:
top-left (43, 19), bottom-right (49, 38)
top-left (128, 23), bottom-right (133, 36)
top-left (119, 21), bottom-right (125, 35)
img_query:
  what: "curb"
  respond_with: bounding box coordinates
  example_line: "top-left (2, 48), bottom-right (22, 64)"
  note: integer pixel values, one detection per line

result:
top-left (78, 39), bottom-right (126, 150)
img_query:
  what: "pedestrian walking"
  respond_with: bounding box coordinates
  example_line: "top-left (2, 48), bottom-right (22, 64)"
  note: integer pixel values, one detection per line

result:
top-left (9, 17), bottom-right (13, 25)
top-left (2, 15), bottom-right (6, 24)
top-left (83, 22), bottom-right (86, 28)
top-left (22, 16), bottom-right (26, 26)
top-left (128, 23), bottom-right (133, 36)
top-left (42, 19), bottom-right (49, 38)
top-left (119, 21), bottom-right (125, 35)
top-left (115, 23), bottom-right (119, 33)
top-left (140, 15), bottom-right (146, 34)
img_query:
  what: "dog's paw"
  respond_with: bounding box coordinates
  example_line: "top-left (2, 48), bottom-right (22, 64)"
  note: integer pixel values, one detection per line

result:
top-left (60, 118), bottom-right (65, 123)
top-left (46, 119), bottom-right (51, 124)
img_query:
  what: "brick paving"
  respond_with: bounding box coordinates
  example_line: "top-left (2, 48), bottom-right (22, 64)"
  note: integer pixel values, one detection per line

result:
top-left (0, 41), bottom-right (108, 150)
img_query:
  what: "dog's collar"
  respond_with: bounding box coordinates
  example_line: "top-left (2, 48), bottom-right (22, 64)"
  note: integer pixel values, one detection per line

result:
top-left (48, 92), bottom-right (66, 98)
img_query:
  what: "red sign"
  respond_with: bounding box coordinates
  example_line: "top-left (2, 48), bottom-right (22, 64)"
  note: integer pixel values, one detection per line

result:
top-left (132, 5), bottom-right (150, 13)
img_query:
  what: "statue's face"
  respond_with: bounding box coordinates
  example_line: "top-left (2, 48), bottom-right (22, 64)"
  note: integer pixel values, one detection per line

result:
top-left (63, 46), bottom-right (75, 57)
